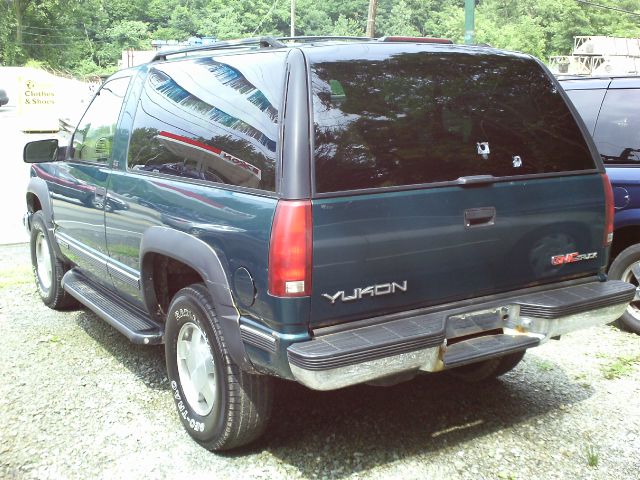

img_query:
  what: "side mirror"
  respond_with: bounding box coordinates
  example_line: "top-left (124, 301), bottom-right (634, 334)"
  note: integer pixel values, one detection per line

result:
top-left (24, 139), bottom-right (61, 163)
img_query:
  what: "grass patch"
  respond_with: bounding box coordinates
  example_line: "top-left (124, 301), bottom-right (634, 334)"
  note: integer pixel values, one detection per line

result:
top-left (585, 444), bottom-right (599, 468)
top-left (0, 266), bottom-right (33, 289)
top-left (535, 359), bottom-right (554, 372)
top-left (600, 355), bottom-right (640, 380)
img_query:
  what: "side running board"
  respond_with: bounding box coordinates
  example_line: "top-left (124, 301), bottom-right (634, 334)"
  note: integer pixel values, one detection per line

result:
top-left (62, 269), bottom-right (164, 345)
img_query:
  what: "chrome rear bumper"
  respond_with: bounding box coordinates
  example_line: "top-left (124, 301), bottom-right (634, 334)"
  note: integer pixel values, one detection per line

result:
top-left (288, 280), bottom-right (634, 391)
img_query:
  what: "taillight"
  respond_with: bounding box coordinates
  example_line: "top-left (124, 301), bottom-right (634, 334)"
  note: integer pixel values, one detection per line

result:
top-left (268, 200), bottom-right (312, 297)
top-left (602, 173), bottom-right (614, 246)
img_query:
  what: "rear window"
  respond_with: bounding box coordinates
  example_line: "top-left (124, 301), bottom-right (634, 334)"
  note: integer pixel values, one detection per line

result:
top-left (309, 47), bottom-right (597, 193)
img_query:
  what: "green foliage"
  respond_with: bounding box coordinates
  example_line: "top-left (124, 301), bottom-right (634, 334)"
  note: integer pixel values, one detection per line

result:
top-left (381, 0), bottom-right (422, 37)
top-left (600, 354), bottom-right (640, 379)
top-left (1, 0), bottom-right (639, 76)
top-left (585, 443), bottom-right (599, 467)
top-left (331, 15), bottom-right (366, 36)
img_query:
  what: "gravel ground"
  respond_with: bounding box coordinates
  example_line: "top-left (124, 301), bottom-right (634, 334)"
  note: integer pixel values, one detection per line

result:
top-left (1, 243), bottom-right (639, 480)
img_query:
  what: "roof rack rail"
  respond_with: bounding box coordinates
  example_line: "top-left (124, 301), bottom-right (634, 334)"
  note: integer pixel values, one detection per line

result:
top-left (151, 36), bottom-right (286, 62)
top-left (277, 36), bottom-right (374, 44)
top-left (379, 36), bottom-right (453, 44)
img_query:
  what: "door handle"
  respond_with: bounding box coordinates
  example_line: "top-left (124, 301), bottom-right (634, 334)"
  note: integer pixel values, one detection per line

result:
top-left (464, 207), bottom-right (496, 228)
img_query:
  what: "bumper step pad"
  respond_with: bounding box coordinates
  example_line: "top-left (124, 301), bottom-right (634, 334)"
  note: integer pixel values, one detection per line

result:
top-left (443, 334), bottom-right (539, 368)
top-left (517, 280), bottom-right (635, 319)
top-left (62, 269), bottom-right (163, 345)
top-left (288, 313), bottom-right (445, 371)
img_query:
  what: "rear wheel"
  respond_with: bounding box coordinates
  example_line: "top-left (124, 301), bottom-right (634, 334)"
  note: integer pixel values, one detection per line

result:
top-left (608, 243), bottom-right (640, 334)
top-left (29, 211), bottom-right (76, 309)
top-left (165, 284), bottom-right (273, 451)
top-left (447, 350), bottom-right (526, 382)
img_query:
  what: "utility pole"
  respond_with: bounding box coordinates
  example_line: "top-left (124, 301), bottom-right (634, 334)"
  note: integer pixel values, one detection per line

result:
top-left (291, 0), bottom-right (295, 37)
top-left (464, 0), bottom-right (475, 45)
top-left (366, 0), bottom-right (378, 38)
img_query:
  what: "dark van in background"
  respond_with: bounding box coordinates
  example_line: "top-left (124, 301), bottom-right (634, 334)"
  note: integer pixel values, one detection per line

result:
top-left (560, 76), bottom-right (640, 334)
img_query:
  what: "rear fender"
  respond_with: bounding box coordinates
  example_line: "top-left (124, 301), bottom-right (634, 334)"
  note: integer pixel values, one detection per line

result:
top-left (139, 226), bottom-right (255, 372)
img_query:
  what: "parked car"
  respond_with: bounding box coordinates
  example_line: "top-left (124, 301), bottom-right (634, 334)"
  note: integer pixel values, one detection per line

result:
top-left (23, 36), bottom-right (634, 451)
top-left (560, 76), bottom-right (640, 334)
top-left (0, 88), bottom-right (8, 106)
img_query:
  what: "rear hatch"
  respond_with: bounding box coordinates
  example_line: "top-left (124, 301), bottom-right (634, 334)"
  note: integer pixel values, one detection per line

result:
top-left (306, 44), bottom-right (606, 328)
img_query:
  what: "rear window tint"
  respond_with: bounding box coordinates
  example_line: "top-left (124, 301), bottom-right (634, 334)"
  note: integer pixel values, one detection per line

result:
top-left (564, 88), bottom-right (607, 135)
top-left (309, 47), bottom-right (596, 193)
top-left (593, 89), bottom-right (640, 164)
top-left (128, 52), bottom-right (284, 191)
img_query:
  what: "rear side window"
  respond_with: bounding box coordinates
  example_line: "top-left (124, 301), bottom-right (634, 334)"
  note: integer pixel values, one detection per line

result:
top-left (564, 88), bottom-right (607, 135)
top-left (309, 48), bottom-right (596, 193)
top-left (593, 89), bottom-right (640, 164)
top-left (128, 52), bottom-right (285, 191)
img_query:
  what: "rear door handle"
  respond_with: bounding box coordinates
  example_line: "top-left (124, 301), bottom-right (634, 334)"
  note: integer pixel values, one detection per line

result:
top-left (464, 207), bottom-right (496, 228)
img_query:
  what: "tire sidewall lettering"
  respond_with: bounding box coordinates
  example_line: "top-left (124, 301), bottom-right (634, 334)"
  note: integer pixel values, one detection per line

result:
top-left (169, 379), bottom-right (205, 432)
top-left (30, 215), bottom-right (53, 301)
top-left (165, 295), bottom-right (224, 441)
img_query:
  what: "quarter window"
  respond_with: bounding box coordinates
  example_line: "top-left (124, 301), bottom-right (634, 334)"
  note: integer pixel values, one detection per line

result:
top-left (72, 77), bottom-right (131, 163)
top-left (127, 52), bottom-right (285, 191)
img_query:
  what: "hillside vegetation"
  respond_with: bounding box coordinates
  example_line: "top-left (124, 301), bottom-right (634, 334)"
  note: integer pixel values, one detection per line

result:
top-left (1, 0), bottom-right (640, 77)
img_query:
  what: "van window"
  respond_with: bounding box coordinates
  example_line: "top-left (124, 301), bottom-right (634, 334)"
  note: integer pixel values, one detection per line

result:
top-left (593, 89), bottom-right (640, 164)
top-left (309, 47), bottom-right (597, 193)
top-left (128, 52), bottom-right (285, 191)
top-left (564, 88), bottom-right (607, 134)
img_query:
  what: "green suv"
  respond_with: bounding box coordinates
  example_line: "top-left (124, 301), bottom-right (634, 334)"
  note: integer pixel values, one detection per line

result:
top-left (23, 36), bottom-right (634, 450)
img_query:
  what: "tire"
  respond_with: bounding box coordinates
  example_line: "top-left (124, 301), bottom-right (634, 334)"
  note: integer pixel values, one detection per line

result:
top-left (29, 211), bottom-right (77, 309)
top-left (165, 284), bottom-right (273, 451)
top-left (447, 350), bottom-right (526, 382)
top-left (608, 243), bottom-right (640, 334)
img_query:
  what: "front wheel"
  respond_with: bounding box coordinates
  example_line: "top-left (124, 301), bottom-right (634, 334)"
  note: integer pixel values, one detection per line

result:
top-left (29, 211), bottom-right (76, 309)
top-left (608, 244), bottom-right (640, 334)
top-left (165, 284), bottom-right (273, 451)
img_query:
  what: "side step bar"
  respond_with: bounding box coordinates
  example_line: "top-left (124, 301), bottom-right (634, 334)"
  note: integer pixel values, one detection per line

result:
top-left (443, 334), bottom-right (539, 368)
top-left (62, 269), bottom-right (164, 345)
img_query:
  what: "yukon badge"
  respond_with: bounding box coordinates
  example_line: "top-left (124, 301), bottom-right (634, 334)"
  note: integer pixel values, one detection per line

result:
top-left (551, 251), bottom-right (598, 266)
top-left (322, 281), bottom-right (408, 304)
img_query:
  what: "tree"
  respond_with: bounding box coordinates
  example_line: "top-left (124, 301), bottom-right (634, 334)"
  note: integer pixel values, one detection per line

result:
top-left (1, 0), bottom-right (640, 75)
top-left (8, 0), bottom-right (32, 45)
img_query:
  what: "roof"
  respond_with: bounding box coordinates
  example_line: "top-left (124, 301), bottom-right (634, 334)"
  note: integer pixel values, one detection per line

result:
top-left (559, 75), bottom-right (640, 90)
top-left (149, 36), bottom-right (465, 63)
